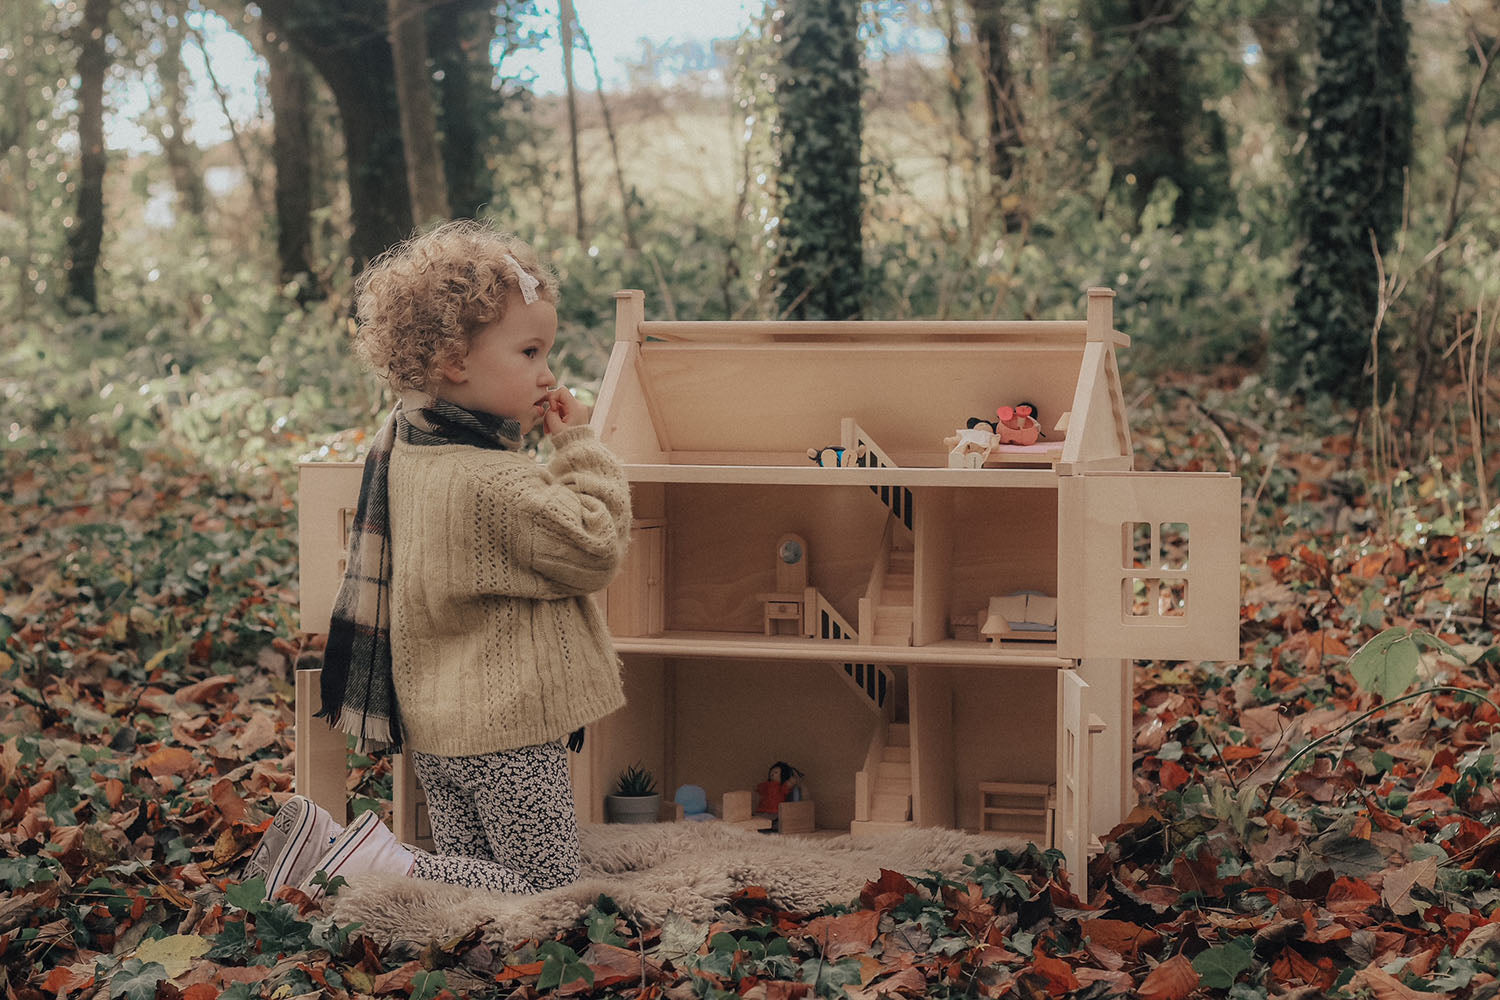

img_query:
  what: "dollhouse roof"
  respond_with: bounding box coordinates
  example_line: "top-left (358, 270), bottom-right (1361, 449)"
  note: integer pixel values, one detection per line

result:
top-left (592, 289), bottom-right (1133, 473)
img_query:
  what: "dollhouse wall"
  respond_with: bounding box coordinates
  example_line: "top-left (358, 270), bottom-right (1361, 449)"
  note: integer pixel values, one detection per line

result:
top-left (587, 654), bottom-right (877, 829)
top-left (663, 484), bottom-right (889, 633)
top-left (947, 668), bottom-right (1058, 829)
top-left (670, 659), bottom-right (874, 828)
top-left (945, 490), bottom-right (1059, 632)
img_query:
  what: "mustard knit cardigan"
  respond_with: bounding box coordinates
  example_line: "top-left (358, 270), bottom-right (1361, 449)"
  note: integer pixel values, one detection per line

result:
top-left (387, 425), bottom-right (631, 756)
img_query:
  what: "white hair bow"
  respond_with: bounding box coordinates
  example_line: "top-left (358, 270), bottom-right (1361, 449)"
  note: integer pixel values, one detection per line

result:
top-left (503, 254), bottom-right (540, 305)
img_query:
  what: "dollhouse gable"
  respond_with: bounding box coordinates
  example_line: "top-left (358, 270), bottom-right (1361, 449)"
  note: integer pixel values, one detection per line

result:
top-left (593, 289), bottom-right (1134, 471)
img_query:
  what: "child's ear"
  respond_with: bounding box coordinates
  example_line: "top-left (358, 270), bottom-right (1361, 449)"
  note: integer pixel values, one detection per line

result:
top-left (435, 355), bottom-right (468, 385)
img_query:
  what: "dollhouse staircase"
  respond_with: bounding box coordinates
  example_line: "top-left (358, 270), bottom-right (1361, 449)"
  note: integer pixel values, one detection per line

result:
top-left (851, 722), bottom-right (914, 834)
top-left (808, 590), bottom-right (895, 719)
top-left (870, 547), bottom-right (914, 646)
top-left (843, 418), bottom-right (915, 533)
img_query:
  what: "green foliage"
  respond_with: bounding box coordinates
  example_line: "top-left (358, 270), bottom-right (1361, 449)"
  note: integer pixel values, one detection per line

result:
top-left (1346, 626), bottom-right (1421, 700)
top-left (409, 969), bottom-right (447, 1000)
top-left (1193, 935), bottom-right (1255, 988)
top-left (612, 762), bottom-right (657, 796)
top-left (1079, 0), bottom-right (1235, 227)
top-left (108, 959), bottom-right (168, 1000)
top-left (254, 904), bottom-right (315, 954)
top-left (537, 940), bottom-right (593, 990)
top-left (771, 0), bottom-right (864, 319)
top-left (585, 901), bottom-right (626, 945)
top-left (1275, 0), bottom-right (1413, 400)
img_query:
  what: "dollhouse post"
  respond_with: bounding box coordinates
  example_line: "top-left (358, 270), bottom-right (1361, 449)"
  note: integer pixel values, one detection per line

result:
top-left (1086, 287), bottom-right (1114, 343)
top-left (613, 289), bottom-right (645, 344)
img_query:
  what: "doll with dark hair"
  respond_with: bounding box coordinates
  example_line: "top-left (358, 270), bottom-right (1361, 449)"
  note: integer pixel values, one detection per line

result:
top-left (754, 761), bottom-right (805, 829)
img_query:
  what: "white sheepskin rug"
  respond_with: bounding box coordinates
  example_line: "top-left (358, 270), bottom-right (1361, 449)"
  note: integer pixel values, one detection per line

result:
top-left (331, 822), bottom-right (1027, 950)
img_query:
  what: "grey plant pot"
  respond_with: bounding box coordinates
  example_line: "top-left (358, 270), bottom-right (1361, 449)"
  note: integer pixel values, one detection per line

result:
top-left (606, 793), bottom-right (662, 824)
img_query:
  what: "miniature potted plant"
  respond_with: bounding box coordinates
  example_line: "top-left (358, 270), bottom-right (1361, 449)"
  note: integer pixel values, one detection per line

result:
top-left (605, 763), bottom-right (662, 824)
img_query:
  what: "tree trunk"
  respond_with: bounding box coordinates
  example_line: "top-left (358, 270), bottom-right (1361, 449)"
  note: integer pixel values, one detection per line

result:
top-left (262, 20), bottom-right (317, 293)
top-left (972, 0), bottom-right (1020, 184)
top-left (428, 0), bottom-right (493, 220)
top-left (64, 0), bottom-right (110, 310)
top-left (156, 2), bottom-right (207, 219)
top-left (388, 0), bottom-right (449, 226)
top-left (560, 0), bottom-right (586, 241)
top-left (253, 0), bottom-right (413, 273)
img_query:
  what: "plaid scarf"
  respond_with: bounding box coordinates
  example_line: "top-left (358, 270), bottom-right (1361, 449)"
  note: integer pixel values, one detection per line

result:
top-left (317, 394), bottom-right (523, 753)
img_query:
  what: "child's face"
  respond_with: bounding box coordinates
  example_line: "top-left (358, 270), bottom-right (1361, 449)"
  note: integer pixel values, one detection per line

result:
top-left (437, 298), bottom-right (558, 432)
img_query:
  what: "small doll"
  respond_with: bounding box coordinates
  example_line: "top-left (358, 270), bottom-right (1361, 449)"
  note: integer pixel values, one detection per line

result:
top-left (994, 403), bottom-right (1041, 446)
top-left (944, 417), bottom-right (997, 468)
top-left (807, 445), bottom-right (866, 468)
top-left (754, 761), bottom-right (805, 827)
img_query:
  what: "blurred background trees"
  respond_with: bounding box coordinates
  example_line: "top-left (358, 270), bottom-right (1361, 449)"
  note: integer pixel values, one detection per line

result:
top-left (3, 0), bottom-right (1499, 487)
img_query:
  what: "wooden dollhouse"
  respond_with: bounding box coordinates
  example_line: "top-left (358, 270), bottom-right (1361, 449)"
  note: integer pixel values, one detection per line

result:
top-left (294, 287), bottom-right (1241, 891)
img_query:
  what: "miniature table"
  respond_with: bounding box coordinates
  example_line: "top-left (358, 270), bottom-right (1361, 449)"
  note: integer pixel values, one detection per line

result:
top-left (757, 591), bottom-right (806, 636)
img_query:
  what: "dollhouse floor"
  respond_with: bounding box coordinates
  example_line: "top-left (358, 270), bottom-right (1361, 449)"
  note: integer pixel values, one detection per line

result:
top-left (615, 631), bottom-right (1069, 668)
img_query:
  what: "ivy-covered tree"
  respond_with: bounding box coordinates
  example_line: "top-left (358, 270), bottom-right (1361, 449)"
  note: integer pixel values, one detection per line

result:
top-left (772, 0), bottom-right (863, 320)
top-left (1275, 0), bottom-right (1412, 401)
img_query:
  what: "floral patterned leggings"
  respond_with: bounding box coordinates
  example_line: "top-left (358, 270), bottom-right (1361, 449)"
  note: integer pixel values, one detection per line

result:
top-left (406, 740), bottom-right (582, 894)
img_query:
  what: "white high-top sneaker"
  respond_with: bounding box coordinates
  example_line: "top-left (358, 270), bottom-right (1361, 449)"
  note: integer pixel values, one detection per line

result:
top-left (299, 809), bottom-right (415, 901)
top-left (243, 795), bottom-right (344, 900)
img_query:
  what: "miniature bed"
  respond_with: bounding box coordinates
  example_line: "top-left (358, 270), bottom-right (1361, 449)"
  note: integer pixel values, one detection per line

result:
top-left (295, 287), bottom-right (1241, 894)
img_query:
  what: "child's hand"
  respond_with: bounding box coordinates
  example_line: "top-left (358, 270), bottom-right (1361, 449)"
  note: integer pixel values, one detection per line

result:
top-left (543, 386), bottom-right (590, 435)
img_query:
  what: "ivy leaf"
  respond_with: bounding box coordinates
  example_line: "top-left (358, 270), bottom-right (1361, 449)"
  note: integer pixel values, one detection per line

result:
top-left (651, 912), bottom-right (707, 963)
top-left (225, 877), bottom-right (267, 914)
top-left (801, 956), bottom-right (864, 997)
top-left (254, 903), bottom-right (314, 954)
top-left (206, 919), bottom-right (253, 962)
top-left (108, 959), bottom-right (167, 1000)
top-left (538, 941), bottom-right (593, 990)
top-left (410, 970), bottom-right (447, 1000)
top-left (1192, 936), bottom-right (1254, 989)
top-left (1347, 626), bottom-right (1419, 700)
top-left (585, 905), bottom-right (624, 945)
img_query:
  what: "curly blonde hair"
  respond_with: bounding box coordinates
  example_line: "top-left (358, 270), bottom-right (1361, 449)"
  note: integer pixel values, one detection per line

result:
top-left (351, 220), bottom-right (560, 392)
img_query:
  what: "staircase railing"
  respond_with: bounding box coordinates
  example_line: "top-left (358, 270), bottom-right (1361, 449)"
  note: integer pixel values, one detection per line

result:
top-left (807, 587), bottom-right (893, 719)
top-left (841, 417), bottom-right (913, 531)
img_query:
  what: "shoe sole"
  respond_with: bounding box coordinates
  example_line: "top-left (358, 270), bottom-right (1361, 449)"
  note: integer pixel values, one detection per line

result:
top-left (245, 796), bottom-right (322, 899)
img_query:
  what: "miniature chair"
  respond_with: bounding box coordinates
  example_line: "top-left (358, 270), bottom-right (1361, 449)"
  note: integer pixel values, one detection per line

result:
top-left (671, 784), bottom-right (715, 822)
top-left (758, 533), bottom-right (810, 636)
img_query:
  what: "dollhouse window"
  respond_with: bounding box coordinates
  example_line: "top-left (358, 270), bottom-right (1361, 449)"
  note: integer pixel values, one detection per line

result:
top-left (1160, 522), bottom-right (1189, 570)
top-left (1121, 521), bottom-right (1190, 621)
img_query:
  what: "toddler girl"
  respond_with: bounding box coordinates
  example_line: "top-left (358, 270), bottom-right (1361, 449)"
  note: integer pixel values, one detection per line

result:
top-left (245, 221), bottom-right (630, 899)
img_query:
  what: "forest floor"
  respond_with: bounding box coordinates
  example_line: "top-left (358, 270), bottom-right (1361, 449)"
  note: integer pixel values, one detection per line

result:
top-left (3, 372), bottom-right (1500, 1000)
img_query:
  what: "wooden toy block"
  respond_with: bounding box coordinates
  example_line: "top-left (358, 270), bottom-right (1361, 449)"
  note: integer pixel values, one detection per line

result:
top-left (777, 798), bottom-right (816, 835)
top-left (721, 789), bottom-right (772, 831)
top-left (293, 286), bottom-right (1242, 898)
